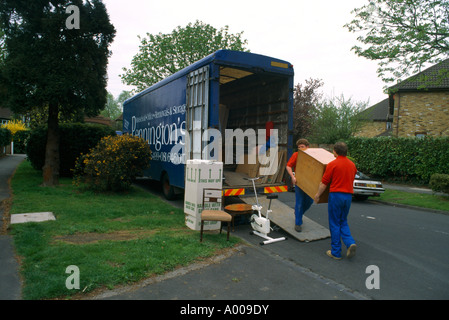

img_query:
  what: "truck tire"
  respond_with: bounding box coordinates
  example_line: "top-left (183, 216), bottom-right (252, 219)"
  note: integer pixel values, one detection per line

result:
top-left (162, 173), bottom-right (176, 200)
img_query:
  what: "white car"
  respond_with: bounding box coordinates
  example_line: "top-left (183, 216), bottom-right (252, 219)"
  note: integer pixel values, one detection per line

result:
top-left (353, 171), bottom-right (385, 200)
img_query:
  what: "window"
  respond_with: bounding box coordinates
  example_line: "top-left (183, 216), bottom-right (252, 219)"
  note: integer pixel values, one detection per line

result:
top-left (415, 131), bottom-right (427, 138)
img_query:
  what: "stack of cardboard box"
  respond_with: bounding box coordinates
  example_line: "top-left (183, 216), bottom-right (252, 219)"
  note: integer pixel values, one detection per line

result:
top-left (184, 160), bottom-right (223, 230)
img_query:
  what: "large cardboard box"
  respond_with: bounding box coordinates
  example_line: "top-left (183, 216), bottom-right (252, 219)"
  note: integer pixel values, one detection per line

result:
top-left (295, 148), bottom-right (335, 203)
top-left (184, 159), bottom-right (223, 231)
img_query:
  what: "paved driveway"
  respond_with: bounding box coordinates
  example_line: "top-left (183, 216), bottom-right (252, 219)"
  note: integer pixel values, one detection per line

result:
top-left (0, 154), bottom-right (26, 300)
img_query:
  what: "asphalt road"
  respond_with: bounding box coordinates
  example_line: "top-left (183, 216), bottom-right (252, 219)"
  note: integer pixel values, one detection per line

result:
top-left (243, 193), bottom-right (449, 300)
top-left (134, 180), bottom-right (449, 300)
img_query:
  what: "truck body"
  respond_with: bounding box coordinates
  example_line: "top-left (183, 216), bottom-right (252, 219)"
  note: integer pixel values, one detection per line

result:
top-left (123, 50), bottom-right (294, 199)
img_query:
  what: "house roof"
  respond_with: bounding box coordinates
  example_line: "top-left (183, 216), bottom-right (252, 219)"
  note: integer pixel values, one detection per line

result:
top-left (358, 98), bottom-right (391, 121)
top-left (389, 58), bottom-right (449, 92)
top-left (84, 115), bottom-right (112, 127)
top-left (0, 107), bottom-right (12, 120)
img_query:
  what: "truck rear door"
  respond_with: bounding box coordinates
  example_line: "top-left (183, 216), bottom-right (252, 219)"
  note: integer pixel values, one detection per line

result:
top-left (186, 66), bottom-right (209, 160)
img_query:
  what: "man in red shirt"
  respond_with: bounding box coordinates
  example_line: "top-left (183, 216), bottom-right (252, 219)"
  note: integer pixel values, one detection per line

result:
top-left (286, 139), bottom-right (314, 232)
top-left (314, 142), bottom-right (357, 260)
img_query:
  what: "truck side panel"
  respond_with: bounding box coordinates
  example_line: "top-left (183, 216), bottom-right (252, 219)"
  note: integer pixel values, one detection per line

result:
top-left (123, 74), bottom-right (188, 189)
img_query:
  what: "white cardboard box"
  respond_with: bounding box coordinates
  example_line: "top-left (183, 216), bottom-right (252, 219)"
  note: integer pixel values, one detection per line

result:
top-left (184, 160), bottom-right (223, 231)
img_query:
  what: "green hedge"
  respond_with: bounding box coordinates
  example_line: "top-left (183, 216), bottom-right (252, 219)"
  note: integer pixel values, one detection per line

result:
top-left (0, 127), bottom-right (12, 148)
top-left (27, 123), bottom-right (116, 177)
top-left (347, 137), bottom-right (449, 183)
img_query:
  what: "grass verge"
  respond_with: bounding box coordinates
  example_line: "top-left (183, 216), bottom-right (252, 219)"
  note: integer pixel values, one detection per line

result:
top-left (377, 189), bottom-right (449, 213)
top-left (8, 161), bottom-right (239, 300)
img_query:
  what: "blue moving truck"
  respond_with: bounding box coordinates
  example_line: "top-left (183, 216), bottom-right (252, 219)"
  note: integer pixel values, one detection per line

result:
top-left (123, 50), bottom-right (294, 199)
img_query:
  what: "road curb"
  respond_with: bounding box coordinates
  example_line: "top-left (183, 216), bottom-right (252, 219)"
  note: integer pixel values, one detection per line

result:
top-left (369, 199), bottom-right (449, 216)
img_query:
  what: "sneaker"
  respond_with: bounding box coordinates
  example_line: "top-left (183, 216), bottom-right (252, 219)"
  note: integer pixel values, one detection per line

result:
top-left (347, 244), bottom-right (357, 258)
top-left (326, 250), bottom-right (342, 260)
top-left (295, 225), bottom-right (302, 232)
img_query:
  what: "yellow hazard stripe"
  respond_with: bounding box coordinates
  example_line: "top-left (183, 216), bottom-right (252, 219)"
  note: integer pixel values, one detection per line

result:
top-left (224, 188), bottom-right (245, 196)
top-left (264, 186), bottom-right (288, 193)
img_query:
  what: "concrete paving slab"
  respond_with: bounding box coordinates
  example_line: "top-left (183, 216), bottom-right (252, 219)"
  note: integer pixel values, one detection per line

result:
top-left (10, 212), bottom-right (56, 224)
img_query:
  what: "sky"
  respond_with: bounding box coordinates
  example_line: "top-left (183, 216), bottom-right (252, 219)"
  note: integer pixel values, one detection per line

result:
top-left (102, 0), bottom-right (389, 106)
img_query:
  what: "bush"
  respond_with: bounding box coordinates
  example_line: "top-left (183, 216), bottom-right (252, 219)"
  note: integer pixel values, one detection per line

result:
top-left (1, 120), bottom-right (28, 153)
top-left (13, 129), bottom-right (30, 154)
top-left (347, 136), bottom-right (449, 183)
top-left (0, 127), bottom-right (12, 148)
top-left (26, 123), bottom-right (116, 176)
top-left (2, 119), bottom-right (26, 136)
top-left (73, 134), bottom-right (151, 192)
top-left (429, 174), bottom-right (449, 194)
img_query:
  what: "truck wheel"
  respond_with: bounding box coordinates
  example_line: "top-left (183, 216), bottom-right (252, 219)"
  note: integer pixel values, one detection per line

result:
top-left (162, 173), bottom-right (175, 200)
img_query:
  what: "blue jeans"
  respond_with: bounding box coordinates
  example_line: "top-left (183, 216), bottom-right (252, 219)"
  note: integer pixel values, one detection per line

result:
top-left (294, 185), bottom-right (313, 226)
top-left (328, 192), bottom-right (356, 258)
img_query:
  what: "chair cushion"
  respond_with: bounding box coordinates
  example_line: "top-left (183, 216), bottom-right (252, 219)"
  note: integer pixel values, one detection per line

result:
top-left (201, 210), bottom-right (232, 222)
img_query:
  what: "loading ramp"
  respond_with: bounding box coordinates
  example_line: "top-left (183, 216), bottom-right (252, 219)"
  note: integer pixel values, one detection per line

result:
top-left (241, 196), bottom-right (330, 242)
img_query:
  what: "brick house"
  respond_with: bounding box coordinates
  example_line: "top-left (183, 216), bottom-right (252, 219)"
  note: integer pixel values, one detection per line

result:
top-left (354, 98), bottom-right (392, 137)
top-left (388, 58), bottom-right (449, 137)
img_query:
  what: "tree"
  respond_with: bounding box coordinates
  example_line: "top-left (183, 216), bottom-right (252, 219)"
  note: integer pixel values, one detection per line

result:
top-left (101, 92), bottom-right (122, 121)
top-left (116, 90), bottom-right (132, 108)
top-left (121, 20), bottom-right (249, 91)
top-left (293, 78), bottom-right (324, 140)
top-left (345, 0), bottom-right (449, 84)
top-left (24, 104), bottom-right (84, 129)
top-left (101, 91), bottom-right (131, 130)
top-left (308, 95), bottom-right (367, 144)
top-left (0, 0), bottom-right (115, 186)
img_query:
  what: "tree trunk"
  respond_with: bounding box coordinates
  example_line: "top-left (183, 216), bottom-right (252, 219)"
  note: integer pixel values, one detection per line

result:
top-left (42, 102), bottom-right (60, 187)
